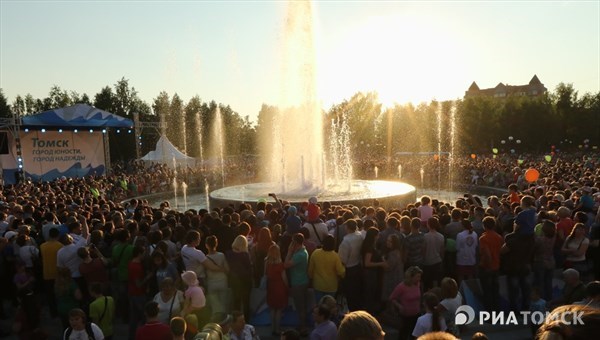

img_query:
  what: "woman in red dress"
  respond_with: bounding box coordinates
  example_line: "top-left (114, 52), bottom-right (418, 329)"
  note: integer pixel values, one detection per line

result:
top-left (265, 244), bottom-right (288, 336)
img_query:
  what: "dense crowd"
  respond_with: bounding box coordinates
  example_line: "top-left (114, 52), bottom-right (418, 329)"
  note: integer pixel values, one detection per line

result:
top-left (0, 153), bottom-right (599, 340)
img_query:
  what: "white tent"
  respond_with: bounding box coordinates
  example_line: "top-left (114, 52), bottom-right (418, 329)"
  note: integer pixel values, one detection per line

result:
top-left (140, 135), bottom-right (196, 168)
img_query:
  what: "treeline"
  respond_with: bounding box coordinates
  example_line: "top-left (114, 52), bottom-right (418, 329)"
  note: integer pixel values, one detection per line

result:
top-left (1, 79), bottom-right (598, 162)
top-left (0, 78), bottom-right (255, 161)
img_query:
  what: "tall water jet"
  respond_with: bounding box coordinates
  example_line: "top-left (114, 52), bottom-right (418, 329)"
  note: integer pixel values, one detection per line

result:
top-left (208, 0), bottom-right (417, 209)
top-left (449, 103), bottom-right (456, 192)
top-left (195, 112), bottom-right (205, 167)
top-left (437, 103), bottom-right (442, 193)
top-left (328, 113), bottom-right (353, 187)
top-left (398, 164), bottom-right (402, 179)
top-left (338, 114), bottom-right (353, 183)
top-left (204, 179), bottom-right (210, 212)
top-left (182, 181), bottom-right (188, 211)
top-left (261, 0), bottom-right (323, 193)
top-left (172, 177), bottom-right (178, 210)
top-left (329, 119), bottom-right (340, 182)
top-left (211, 106), bottom-right (226, 188)
top-left (181, 110), bottom-right (187, 156)
top-left (374, 166), bottom-right (379, 179)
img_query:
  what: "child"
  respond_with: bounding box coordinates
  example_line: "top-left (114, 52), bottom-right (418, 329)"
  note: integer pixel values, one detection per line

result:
top-left (508, 184), bottom-right (520, 204)
top-left (181, 271), bottom-right (209, 330)
top-left (412, 292), bottom-right (447, 338)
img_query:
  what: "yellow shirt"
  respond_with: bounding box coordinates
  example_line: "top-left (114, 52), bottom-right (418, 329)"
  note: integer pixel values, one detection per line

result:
top-left (308, 249), bottom-right (345, 293)
top-left (40, 240), bottom-right (63, 280)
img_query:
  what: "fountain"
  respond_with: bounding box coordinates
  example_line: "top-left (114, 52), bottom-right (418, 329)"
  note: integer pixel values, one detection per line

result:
top-left (210, 106), bottom-right (226, 188)
top-left (209, 0), bottom-right (416, 209)
top-left (195, 112), bottom-right (205, 168)
top-left (204, 179), bottom-right (210, 212)
top-left (182, 181), bottom-right (188, 211)
top-left (449, 104), bottom-right (456, 192)
top-left (172, 177), bottom-right (178, 210)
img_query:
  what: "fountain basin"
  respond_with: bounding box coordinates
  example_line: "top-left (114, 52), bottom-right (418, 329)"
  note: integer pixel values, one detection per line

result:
top-left (209, 180), bottom-right (416, 209)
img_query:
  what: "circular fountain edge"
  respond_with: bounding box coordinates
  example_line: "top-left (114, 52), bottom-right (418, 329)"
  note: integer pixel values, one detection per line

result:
top-left (209, 180), bottom-right (417, 209)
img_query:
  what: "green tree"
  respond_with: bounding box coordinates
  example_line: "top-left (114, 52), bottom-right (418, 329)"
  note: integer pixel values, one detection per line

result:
top-left (573, 91), bottom-right (600, 147)
top-left (153, 91), bottom-right (171, 136)
top-left (113, 77), bottom-right (138, 117)
top-left (169, 93), bottom-right (185, 151)
top-left (0, 89), bottom-right (12, 118)
top-left (11, 95), bottom-right (25, 117)
top-left (48, 85), bottom-right (72, 108)
top-left (70, 91), bottom-right (92, 105)
top-left (327, 92), bottom-right (382, 159)
top-left (24, 94), bottom-right (37, 114)
top-left (238, 115), bottom-right (256, 155)
top-left (255, 104), bottom-right (279, 158)
top-left (94, 86), bottom-right (116, 111)
top-left (185, 96), bottom-right (204, 158)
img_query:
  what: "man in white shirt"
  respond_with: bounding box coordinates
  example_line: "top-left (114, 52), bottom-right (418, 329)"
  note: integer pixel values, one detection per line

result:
top-left (180, 230), bottom-right (222, 283)
top-left (422, 217), bottom-right (445, 290)
top-left (41, 212), bottom-right (61, 241)
top-left (57, 215), bottom-right (89, 295)
top-left (338, 219), bottom-right (364, 311)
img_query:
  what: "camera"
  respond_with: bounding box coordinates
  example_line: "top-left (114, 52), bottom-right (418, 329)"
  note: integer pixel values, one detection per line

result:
top-left (193, 323), bottom-right (223, 340)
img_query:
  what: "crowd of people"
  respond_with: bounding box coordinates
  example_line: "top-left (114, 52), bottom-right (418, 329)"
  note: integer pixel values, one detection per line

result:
top-left (0, 153), bottom-right (598, 340)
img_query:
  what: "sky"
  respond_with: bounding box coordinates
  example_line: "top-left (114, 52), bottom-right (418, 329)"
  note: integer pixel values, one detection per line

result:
top-left (1, 0), bottom-right (599, 121)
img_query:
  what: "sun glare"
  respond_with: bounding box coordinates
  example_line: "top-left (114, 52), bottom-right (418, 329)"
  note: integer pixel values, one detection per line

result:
top-left (318, 13), bottom-right (469, 109)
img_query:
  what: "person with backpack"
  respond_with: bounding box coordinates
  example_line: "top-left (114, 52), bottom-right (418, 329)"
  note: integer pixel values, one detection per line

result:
top-left (63, 308), bottom-right (104, 340)
top-left (88, 282), bottom-right (115, 340)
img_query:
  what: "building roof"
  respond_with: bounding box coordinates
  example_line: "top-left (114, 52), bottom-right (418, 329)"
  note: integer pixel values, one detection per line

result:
top-left (465, 75), bottom-right (547, 98)
top-left (529, 74), bottom-right (541, 85)
top-left (22, 104), bottom-right (134, 128)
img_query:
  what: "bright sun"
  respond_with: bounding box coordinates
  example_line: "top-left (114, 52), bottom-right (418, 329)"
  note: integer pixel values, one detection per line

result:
top-left (318, 13), bottom-right (469, 109)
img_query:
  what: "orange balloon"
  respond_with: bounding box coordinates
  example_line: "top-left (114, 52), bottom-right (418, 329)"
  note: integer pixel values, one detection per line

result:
top-left (433, 154), bottom-right (439, 161)
top-left (525, 168), bottom-right (540, 183)
top-left (470, 154), bottom-right (476, 159)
